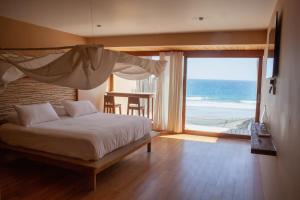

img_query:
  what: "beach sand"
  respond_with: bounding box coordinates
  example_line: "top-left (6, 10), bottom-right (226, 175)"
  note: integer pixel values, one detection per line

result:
top-left (185, 100), bottom-right (255, 135)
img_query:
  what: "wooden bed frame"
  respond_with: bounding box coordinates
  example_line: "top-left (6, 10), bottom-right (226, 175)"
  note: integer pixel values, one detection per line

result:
top-left (0, 77), bottom-right (157, 191)
top-left (0, 132), bottom-right (156, 191)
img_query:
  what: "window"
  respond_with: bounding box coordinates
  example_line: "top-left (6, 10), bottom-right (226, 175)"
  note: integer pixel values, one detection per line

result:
top-left (112, 56), bottom-right (159, 114)
top-left (185, 57), bottom-right (259, 135)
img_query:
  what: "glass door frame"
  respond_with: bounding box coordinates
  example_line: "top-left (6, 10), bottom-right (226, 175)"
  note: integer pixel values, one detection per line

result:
top-left (182, 50), bottom-right (264, 137)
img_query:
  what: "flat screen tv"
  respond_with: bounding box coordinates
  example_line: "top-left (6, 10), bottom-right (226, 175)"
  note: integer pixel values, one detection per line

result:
top-left (266, 12), bottom-right (282, 79)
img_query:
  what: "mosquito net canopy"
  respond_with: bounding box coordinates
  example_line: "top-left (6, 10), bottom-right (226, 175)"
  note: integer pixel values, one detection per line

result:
top-left (0, 45), bottom-right (166, 91)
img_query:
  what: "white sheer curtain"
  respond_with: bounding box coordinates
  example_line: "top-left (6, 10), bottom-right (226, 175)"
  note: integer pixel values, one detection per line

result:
top-left (166, 52), bottom-right (184, 133)
top-left (153, 52), bottom-right (184, 133)
top-left (153, 53), bottom-right (170, 130)
top-left (0, 45), bottom-right (166, 91)
top-left (135, 56), bottom-right (157, 93)
top-left (135, 56), bottom-right (157, 112)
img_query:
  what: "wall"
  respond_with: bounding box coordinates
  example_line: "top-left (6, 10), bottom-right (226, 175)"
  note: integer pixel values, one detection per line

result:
top-left (0, 16), bottom-right (86, 48)
top-left (259, 0), bottom-right (300, 199)
top-left (0, 77), bottom-right (76, 118)
top-left (78, 82), bottom-right (108, 112)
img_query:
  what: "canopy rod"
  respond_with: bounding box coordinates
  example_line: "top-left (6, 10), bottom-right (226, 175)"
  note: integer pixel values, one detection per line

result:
top-left (0, 45), bottom-right (76, 51)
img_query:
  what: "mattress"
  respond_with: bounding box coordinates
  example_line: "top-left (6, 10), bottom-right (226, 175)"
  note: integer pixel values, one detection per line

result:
top-left (0, 113), bottom-right (152, 161)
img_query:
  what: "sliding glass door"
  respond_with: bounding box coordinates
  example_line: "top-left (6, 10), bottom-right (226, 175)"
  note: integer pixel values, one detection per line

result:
top-left (183, 53), bottom-right (262, 136)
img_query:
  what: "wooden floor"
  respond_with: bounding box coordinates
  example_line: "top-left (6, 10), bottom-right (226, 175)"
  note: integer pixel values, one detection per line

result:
top-left (0, 134), bottom-right (264, 200)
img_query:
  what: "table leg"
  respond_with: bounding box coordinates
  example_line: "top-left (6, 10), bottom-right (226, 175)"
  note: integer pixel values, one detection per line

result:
top-left (147, 142), bottom-right (151, 152)
top-left (147, 97), bottom-right (150, 118)
top-left (151, 97), bottom-right (154, 120)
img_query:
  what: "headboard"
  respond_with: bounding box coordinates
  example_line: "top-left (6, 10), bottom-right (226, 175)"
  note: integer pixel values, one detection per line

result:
top-left (0, 77), bottom-right (77, 118)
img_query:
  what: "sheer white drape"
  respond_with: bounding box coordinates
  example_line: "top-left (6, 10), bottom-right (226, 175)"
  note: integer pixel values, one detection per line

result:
top-left (153, 53), bottom-right (170, 130)
top-left (153, 52), bottom-right (183, 133)
top-left (135, 75), bottom-right (157, 111)
top-left (0, 45), bottom-right (166, 91)
top-left (135, 56), bottom-right (157, 93)
top-left (166, 52), bottom-right (184, 133)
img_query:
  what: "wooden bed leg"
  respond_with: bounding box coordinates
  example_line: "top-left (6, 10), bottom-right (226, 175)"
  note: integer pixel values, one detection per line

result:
top-left (147, 142), bottom-right (151, 153)
top-left (88, 170), bottom-right (97, 191)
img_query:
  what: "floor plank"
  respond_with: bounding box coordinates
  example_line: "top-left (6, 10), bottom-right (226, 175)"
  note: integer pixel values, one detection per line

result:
top-left (0, 134), bottom-right (264, 200)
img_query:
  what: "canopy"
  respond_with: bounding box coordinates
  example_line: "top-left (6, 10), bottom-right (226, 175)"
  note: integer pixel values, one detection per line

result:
top-left (0, 45), bottom-right (166, 91)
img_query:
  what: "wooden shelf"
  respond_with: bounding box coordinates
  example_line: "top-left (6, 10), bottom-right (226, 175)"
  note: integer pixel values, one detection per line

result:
top-left (251, 123), bottom-right (277, 156)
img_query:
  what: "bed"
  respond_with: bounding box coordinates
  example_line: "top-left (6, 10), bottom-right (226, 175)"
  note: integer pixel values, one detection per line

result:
top-left (0, 104), bottom-right (156, 191)
top-left (0, 78), bottom-right (157, 191)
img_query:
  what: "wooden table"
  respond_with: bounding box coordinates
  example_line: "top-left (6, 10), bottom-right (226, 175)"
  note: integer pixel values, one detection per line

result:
top-left (106, 91), bottom-right (155, 119)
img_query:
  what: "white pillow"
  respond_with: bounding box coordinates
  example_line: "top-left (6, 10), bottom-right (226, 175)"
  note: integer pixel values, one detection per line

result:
top-left (14, 103), bottom-right (60, 127)
top-left (53, 105), bottom-right (68, 116)
top-left (62, 100), bottom-right (97, 117)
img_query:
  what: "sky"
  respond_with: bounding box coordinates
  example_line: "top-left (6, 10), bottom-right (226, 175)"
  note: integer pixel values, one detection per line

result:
top-left (187, 58), bottom-right (258, 81)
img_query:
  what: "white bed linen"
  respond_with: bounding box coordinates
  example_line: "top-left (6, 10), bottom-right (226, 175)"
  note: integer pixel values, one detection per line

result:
top-left (0, 113), bottom-right (151, 161)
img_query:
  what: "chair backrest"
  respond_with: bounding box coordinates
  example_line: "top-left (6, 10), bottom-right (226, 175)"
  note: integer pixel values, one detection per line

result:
top-left (104, 95), bottom-right (115, 106)
top-left (128, 96), bottom-right (140, 106)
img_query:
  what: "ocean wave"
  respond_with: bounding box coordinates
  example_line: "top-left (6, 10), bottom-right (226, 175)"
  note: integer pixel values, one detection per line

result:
top-left (239, 100), bottom-right (256, 104)
top-left (186, 96), bottom-right (214, 101)
top-left (186, 100), bottom-right (256, 110)
top-left (186, 96), bottom-right (256, 104)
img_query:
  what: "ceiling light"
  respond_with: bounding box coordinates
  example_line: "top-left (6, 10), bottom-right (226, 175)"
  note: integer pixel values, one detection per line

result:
top-left (192, 17), bottom-right (204, 21)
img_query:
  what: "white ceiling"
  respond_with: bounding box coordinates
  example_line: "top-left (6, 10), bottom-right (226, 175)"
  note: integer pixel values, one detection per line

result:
top-left (0, 0), bottom-right (276, 37)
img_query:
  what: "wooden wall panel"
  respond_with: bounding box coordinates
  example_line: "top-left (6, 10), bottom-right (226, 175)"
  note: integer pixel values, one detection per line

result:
top-left (87, 30), bottom-right (267, 48)
top-left (0, 77), bottom-right (76, 118)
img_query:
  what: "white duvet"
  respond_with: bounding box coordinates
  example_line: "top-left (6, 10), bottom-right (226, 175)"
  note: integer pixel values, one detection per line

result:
top-left (0, 113), bottom-right (152, 161)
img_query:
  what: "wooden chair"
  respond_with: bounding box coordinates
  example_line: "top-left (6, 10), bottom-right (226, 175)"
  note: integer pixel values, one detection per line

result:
top-left (127, 96), bottom-right (145, 116)
top-left (103, 95), bottom-right (122, 114)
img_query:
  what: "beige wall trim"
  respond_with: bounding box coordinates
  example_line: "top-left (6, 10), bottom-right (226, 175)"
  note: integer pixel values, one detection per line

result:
top-left (87, 30), bottom-right (267, 48)
top-left (106, 44), bottom-right (266, 52)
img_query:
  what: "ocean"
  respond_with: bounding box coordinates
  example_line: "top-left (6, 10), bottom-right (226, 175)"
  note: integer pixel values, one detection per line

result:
top-left (187, 79), bottom-right (257, 102)
top-left (185, 79), bottom-right (257, 130)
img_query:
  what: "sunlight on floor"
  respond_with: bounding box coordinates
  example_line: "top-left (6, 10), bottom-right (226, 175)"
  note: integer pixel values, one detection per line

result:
top-left (159, 134), bottom-right (218, 143)
top-left (186, 124), bottom-right (229, 133)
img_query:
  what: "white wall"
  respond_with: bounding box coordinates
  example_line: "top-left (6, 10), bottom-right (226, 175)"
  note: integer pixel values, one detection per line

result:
top-left (259, 0), bottom-right (300, 199)
top-left (78, 81), bottom-right (108, 112)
